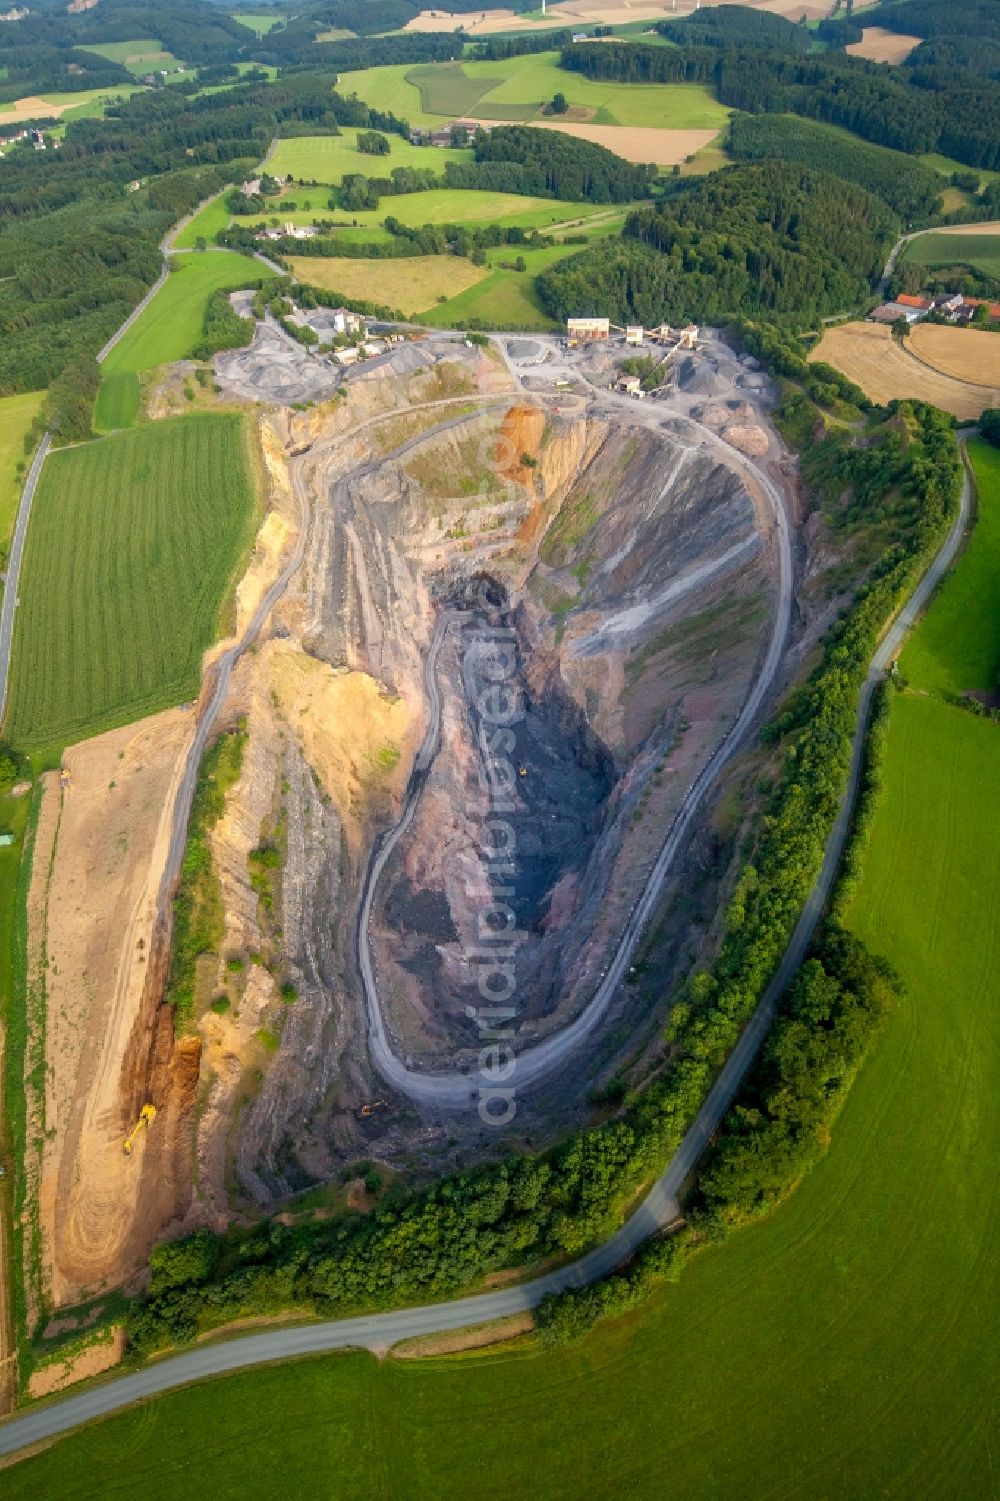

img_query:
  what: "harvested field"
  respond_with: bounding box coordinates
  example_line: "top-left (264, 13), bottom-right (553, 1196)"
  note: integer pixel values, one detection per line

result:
top-left (808, 322), bottom-right (1000, 421)
top-left (465, 119), bottom-right (719, 165)
top-left (927, 220), bottom-right (1000, 237)
top-left (286, 254), bottom-right (489, 315)
top-left (846, 27), bottom-right (921, 64)
top-left (907, 323), bottom-right (1000, 388)
top-left (404, 8), bottom-right (535, 32)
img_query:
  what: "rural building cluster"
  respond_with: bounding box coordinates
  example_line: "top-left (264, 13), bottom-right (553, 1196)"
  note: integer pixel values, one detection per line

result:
top-left (565, 317), bottom-right (699, 349)
top-left (870, 290), bottom-right (1000, 325)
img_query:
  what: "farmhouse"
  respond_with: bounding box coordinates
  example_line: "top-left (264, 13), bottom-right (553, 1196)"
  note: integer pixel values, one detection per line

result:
top-left (567, 317), bottom-right (610, 344)
top-left (870, 301), bottom-right (926, 325)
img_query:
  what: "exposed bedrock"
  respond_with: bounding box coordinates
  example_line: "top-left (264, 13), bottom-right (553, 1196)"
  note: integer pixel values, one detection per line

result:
top-left (346, 409), bottom-right (774, 1072)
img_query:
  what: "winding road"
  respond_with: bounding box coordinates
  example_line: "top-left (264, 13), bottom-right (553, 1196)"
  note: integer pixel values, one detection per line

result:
top-left (356, 391), bottom-right (795, 1108)
top-left (0, 431), bottom-right (970, 1460)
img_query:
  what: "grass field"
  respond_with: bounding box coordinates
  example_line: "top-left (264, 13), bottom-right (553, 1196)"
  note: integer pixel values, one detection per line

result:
top-left (266, 129), bottom-right (471, 186)
top-left (6, 414), bottom-right (257, 754)
top-left (6, 442), bottom-right (998, 1498)
top-left (899, 440), bottom-right (1000, 698)
top-left (919, 152), bottom-right (1000, 187)
top-left (902, 230), bottom-right (1000, 281)
top-left (339, 55), bottom-right (729, 132)
top-left (233, 12), bottom-right (282, 33)
top-left (93, 371), bottom-right (141, 433)
top-left (0, 87), bottom-right (139, 124)
top-left (0, 391), bottom-right (44, 558)
top-left (286, 254), bottom-right (489, 316)
top-left (173, 182), bottom-right (614, 252)
top-left (421, 240), bottom-right (580, 327)
top-left (463, 54), bottom-right (730, 128)
top-left (808, 321), bottom-right (1000, 420)
top-left (172, 194), bottom-right (231, 251)
top-left (95, 252), bottom-right (273, 429)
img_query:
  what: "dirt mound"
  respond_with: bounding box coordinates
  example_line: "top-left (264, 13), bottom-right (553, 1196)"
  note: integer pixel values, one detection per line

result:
top-left (722, 423), bottom-right (770, 456)
top-left (28, 707), bottom-right (197, 1305)
top-left (675, 355), bottom-right (727, 397)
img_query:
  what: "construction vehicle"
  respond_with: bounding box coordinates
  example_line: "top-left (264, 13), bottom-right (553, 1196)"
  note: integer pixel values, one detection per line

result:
top-left (358, 1099), bottom-right (388, 1119)
top-left (123, 1103), bottom-right (156, 1155)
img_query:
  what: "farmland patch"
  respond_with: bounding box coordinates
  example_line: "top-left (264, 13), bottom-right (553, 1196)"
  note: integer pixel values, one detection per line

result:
top-left (96, 252), bottom-right (274, 422)
top-left (846, 27), bottom-right (921, 64)
top-left (286, 254), bottom-right (489, 316)
top-left (6, 413), bottom-right (258, 752)
top-left (0, 390), bottom-right (44, 559)
top-left (808, 321), bottom-right (1000, 420)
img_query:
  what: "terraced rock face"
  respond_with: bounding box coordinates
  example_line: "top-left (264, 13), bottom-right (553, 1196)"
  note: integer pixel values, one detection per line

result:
top-left (183, 383), bottom-right (780, 1206)
top-left (336, 410), bottom-right (773, 1070)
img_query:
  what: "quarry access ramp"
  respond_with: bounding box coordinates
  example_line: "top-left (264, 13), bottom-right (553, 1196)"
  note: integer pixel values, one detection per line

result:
top-left (356, 400), bottom-right (795, 1107)
top-left (0, 421), bottom-right (973, 1467)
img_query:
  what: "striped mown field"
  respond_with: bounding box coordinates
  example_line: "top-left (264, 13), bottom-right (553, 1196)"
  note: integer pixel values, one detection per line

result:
top-left (7, 413), bottom-right (257, 753)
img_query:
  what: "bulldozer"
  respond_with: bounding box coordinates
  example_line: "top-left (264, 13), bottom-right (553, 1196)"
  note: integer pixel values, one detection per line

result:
top-left (123, 1103), bottom-right (156, 1155)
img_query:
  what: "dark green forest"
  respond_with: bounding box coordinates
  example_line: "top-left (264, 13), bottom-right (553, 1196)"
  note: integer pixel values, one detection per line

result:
top-left (726, 114), bottom-right (944, 225)
top-left (656, 5), bottom-right (810, 54)
top-left (443, 126), bottom-right (655, 204)
top-left (537, 163), bottom-right (896, 328)
top-left (561, 30), bottom-right (1000, 170)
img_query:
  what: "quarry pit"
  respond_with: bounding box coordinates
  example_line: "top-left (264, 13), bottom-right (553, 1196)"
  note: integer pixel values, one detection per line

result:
top-left (25, 329), bottom-right (803, 1307)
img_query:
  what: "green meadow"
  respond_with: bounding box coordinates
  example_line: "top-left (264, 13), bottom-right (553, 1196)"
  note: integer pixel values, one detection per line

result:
top-left (266, 128), bottom-right (471, 185)
top-left (95, 252), bottom-right (271, 429)
top-left (339, 54), bottom-right (730, 131)
top-left (900, 440), bottom-right (1000, 696)
top-left (6, 414), bottom-right (257, 755)
top-left (902, 230), bottom-right (1000, 281)
top-left (0, 391), bottom-right (44, 558)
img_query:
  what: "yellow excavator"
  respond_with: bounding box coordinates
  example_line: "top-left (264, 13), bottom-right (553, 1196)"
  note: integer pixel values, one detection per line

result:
top-left (123, 1103), bottom-right (156, 1156)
